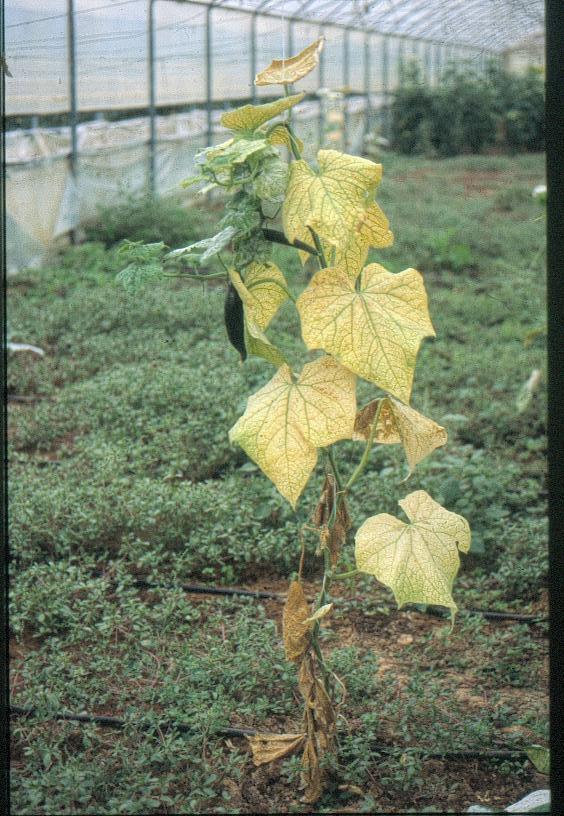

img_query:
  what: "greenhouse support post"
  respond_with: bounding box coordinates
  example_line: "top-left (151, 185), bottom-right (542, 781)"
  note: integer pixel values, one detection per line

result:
top-left (424, 41), bottom-right (432, 85)
top-left (317, 24), bottom-right (325, 149)
top-left (205, 4), bottom-right (213, 148)
top-left (148, 0), bottom-right (156, 198)
top-left (67, 0), bottom-right (78, 242)
top-left (343, 28), bottom-right (349, 150)
top-left (250, 13), bottom-right (257, 103)
top-left (381, 35), bottom-right (389, 140)
top-left (364, 32), bottom-right (371, 142)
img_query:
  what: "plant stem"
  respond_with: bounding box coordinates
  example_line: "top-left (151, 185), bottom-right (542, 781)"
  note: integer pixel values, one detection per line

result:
top-left (345, 400), bottom-right (383, 492)
top-left (332, 569), bottom-right (360, 581)
top-left (261, 228), bottom-right (319, 257)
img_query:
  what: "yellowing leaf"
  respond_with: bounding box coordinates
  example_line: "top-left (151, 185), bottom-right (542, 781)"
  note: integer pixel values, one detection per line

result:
top-left (229, 356), bottom-right (356, 507)
top-left (228, 263), bottom-right (289, 330)
top-left (283, 150), bottom-right (386, 265)
top-left (355, 490), bottom-right (471, 614)
top-left (221, 93), bottom-right (305, 132)
top-left (333, 202), bottom-right (394, 279)
top-left (255, 37), bottom-right (324, 86)
top-left (353, 397), bottom-right (447, 474)
top-left (248, 732), bottom-right (306, 766)
top-left (297, 263), bottom-right (435, 404)
top-left (283, 580), bottom-right (311, 662)
top-left (267, 123), bottom-right (304, 154)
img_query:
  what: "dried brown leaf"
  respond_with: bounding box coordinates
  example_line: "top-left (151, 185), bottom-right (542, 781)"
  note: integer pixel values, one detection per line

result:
top-left (255, 37), bottom-right (324, 86)
top-left (247, 732), bottom-right (306, 766)
top-left (283, 581), bottom-right (311, 662)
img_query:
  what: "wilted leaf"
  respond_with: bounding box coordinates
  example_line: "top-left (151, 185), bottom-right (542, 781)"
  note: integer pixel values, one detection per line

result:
top-left (353, 397), bottom-right (447, 474)
top-left (283, 581), bottom-right (311, 662)
top-left (312, 474), bottom-right (336, 528)
top-left (526, 745), bottom-right (550, 775)
top-left (297, 263), bottom-right (435, 404)
top-left (301, 736), bottom-right (323, 803)
top-left (221, 93), bottom-right (305, 132)
top-left (228, 263), bottom-right (289, 330)
top-left (243, 317), bottom-right (285, 367)
top-left (267, 122), bottom-right (304, 154)
top-left (229, 356), bottom-right (356, 507)
top-left (165, 226), bottom-right (237, 263)
top-left (283, 150), bottom-right (390, 269)
top-left (255, 37), bottom-right (324, 86)
top-left (355, 490), bottom-right (471, 615)
top-left (253, 156), bottom-right (289, 202)
top-left (312, 474), bottom-right (350, 566)
top-left (248, 732), bottom-right (306, 766)
top-left (304, 603), bottom-right (333, 624)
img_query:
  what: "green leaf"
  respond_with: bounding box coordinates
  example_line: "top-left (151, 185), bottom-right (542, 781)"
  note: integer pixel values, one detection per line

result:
top-left (116, 240), bottom-right (166, 292)
top-left (253, 157), bottom-right (289, 203)
top-left (526, 746), bottom-right (549, 775)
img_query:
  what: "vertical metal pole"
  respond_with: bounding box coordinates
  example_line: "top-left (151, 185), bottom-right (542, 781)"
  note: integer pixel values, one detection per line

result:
top-left (343, 28), bottom-right (349, 150)
top-left (250, 13), bottom-right (257, 102)
top-left (424, 41), bottom-right (432, 86)
top-left (364, 33), bottom-right (371, 144)
top-left (148, 0), bottom-right (156, 197)
top-left (317, 25), bottom-right (325, 149)
top-left (398, 37), bottom-right (405, 86)
top-left (67, 0), bottom-right (78, 242)
top-left (287, 19), bottom-right (294, 127)
top-left (382, 35), bottom-right (389, 140)
top-left (205, 4), bottom-right (213, 146)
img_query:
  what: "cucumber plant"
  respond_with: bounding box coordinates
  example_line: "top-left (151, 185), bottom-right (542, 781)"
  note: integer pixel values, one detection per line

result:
top-left (119, 37), bottom-right (471, 803)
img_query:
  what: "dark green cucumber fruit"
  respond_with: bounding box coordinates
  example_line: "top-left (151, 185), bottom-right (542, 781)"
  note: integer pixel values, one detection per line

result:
top-left (224, 281), bottom-right (247, 361)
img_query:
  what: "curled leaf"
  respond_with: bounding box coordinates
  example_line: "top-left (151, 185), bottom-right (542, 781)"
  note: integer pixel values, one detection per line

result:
top-left (267, 123), bottom-right (304, 155)
top-left (297, 263), bottom-right (435, 404)
top-left (355, 490), bottom-right (471, 615)
top-left (221, 93), bottom-right (305, 132)
top-left (247, 732), bottom-right (306, 766)
top-left (283, 581), bottom-right (311, 662)
top-left (304, 603), bottom-right (333, 624)
top-left (228, 263), bottom-right (289, 330)
top-left (255, 38), bottom-right (324, 86)
top-left (353, 397), bottom-right (447, 474)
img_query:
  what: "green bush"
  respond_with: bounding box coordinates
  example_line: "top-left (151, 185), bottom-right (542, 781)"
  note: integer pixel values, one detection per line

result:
top-left (389, 61), bottom-right (544, 157)
top-left (83, 194), bottom-right (213, 248)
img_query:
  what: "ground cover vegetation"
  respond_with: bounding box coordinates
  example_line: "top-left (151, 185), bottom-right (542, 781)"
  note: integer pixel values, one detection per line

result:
top-left (390, 61), bottom-right (545, 157)
top-left (9, 79), bottom-right (547, 812)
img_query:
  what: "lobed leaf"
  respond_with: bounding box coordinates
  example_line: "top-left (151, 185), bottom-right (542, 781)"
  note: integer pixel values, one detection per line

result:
top-left (229, 356), bottom-right (356, 507)
top-left (353, 397), bottom-right (447, 474)
top-left (355, 490), bottom-right (471, 615)
top-left (283, 150), bottom-right (389, 268)
top-left (297, 263), bottom-right (435, 404)
top-left (255, 37), bottom-right (324, 86)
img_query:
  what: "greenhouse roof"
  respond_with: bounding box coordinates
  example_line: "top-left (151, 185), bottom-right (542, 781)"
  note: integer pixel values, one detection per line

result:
top-left (206, 0), bottom-right (544, 52)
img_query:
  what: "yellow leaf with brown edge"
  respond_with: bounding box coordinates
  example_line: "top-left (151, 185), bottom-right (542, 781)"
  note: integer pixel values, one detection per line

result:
top-left (228, 263), bottom-right (289, 331)
top-left (353, 397), bottom-right (447, 474)
top-left (247, 732), bottom-right (306, 766)
top-left (255, 37), bottom-right (324, 86)
top-left (221, 92), bottom-right (305, 132)
top-left (297, 263), bottom-right (435, 404)
top-left (283, 150), bottom-right (388, 270)
top-left (355, 490), bottom-right (471, 616)
top-left (283, 580), bottom-right (311, 662)
top-left (229, 356), bottom-right (356, 507)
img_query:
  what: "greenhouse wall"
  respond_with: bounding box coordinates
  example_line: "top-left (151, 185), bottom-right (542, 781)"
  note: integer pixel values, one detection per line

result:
top-left (6, 0), bottom-right (494, 273)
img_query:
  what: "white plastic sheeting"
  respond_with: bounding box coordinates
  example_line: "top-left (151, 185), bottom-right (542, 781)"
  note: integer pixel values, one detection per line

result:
top-left (6, 95), bottom-right (373, 273)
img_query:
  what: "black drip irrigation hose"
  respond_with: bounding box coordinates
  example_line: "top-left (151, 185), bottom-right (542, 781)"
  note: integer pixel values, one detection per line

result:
top-left (94, 571), bottom-right (548, 626)
top-left (9, 706), bottom-right (530, 761)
